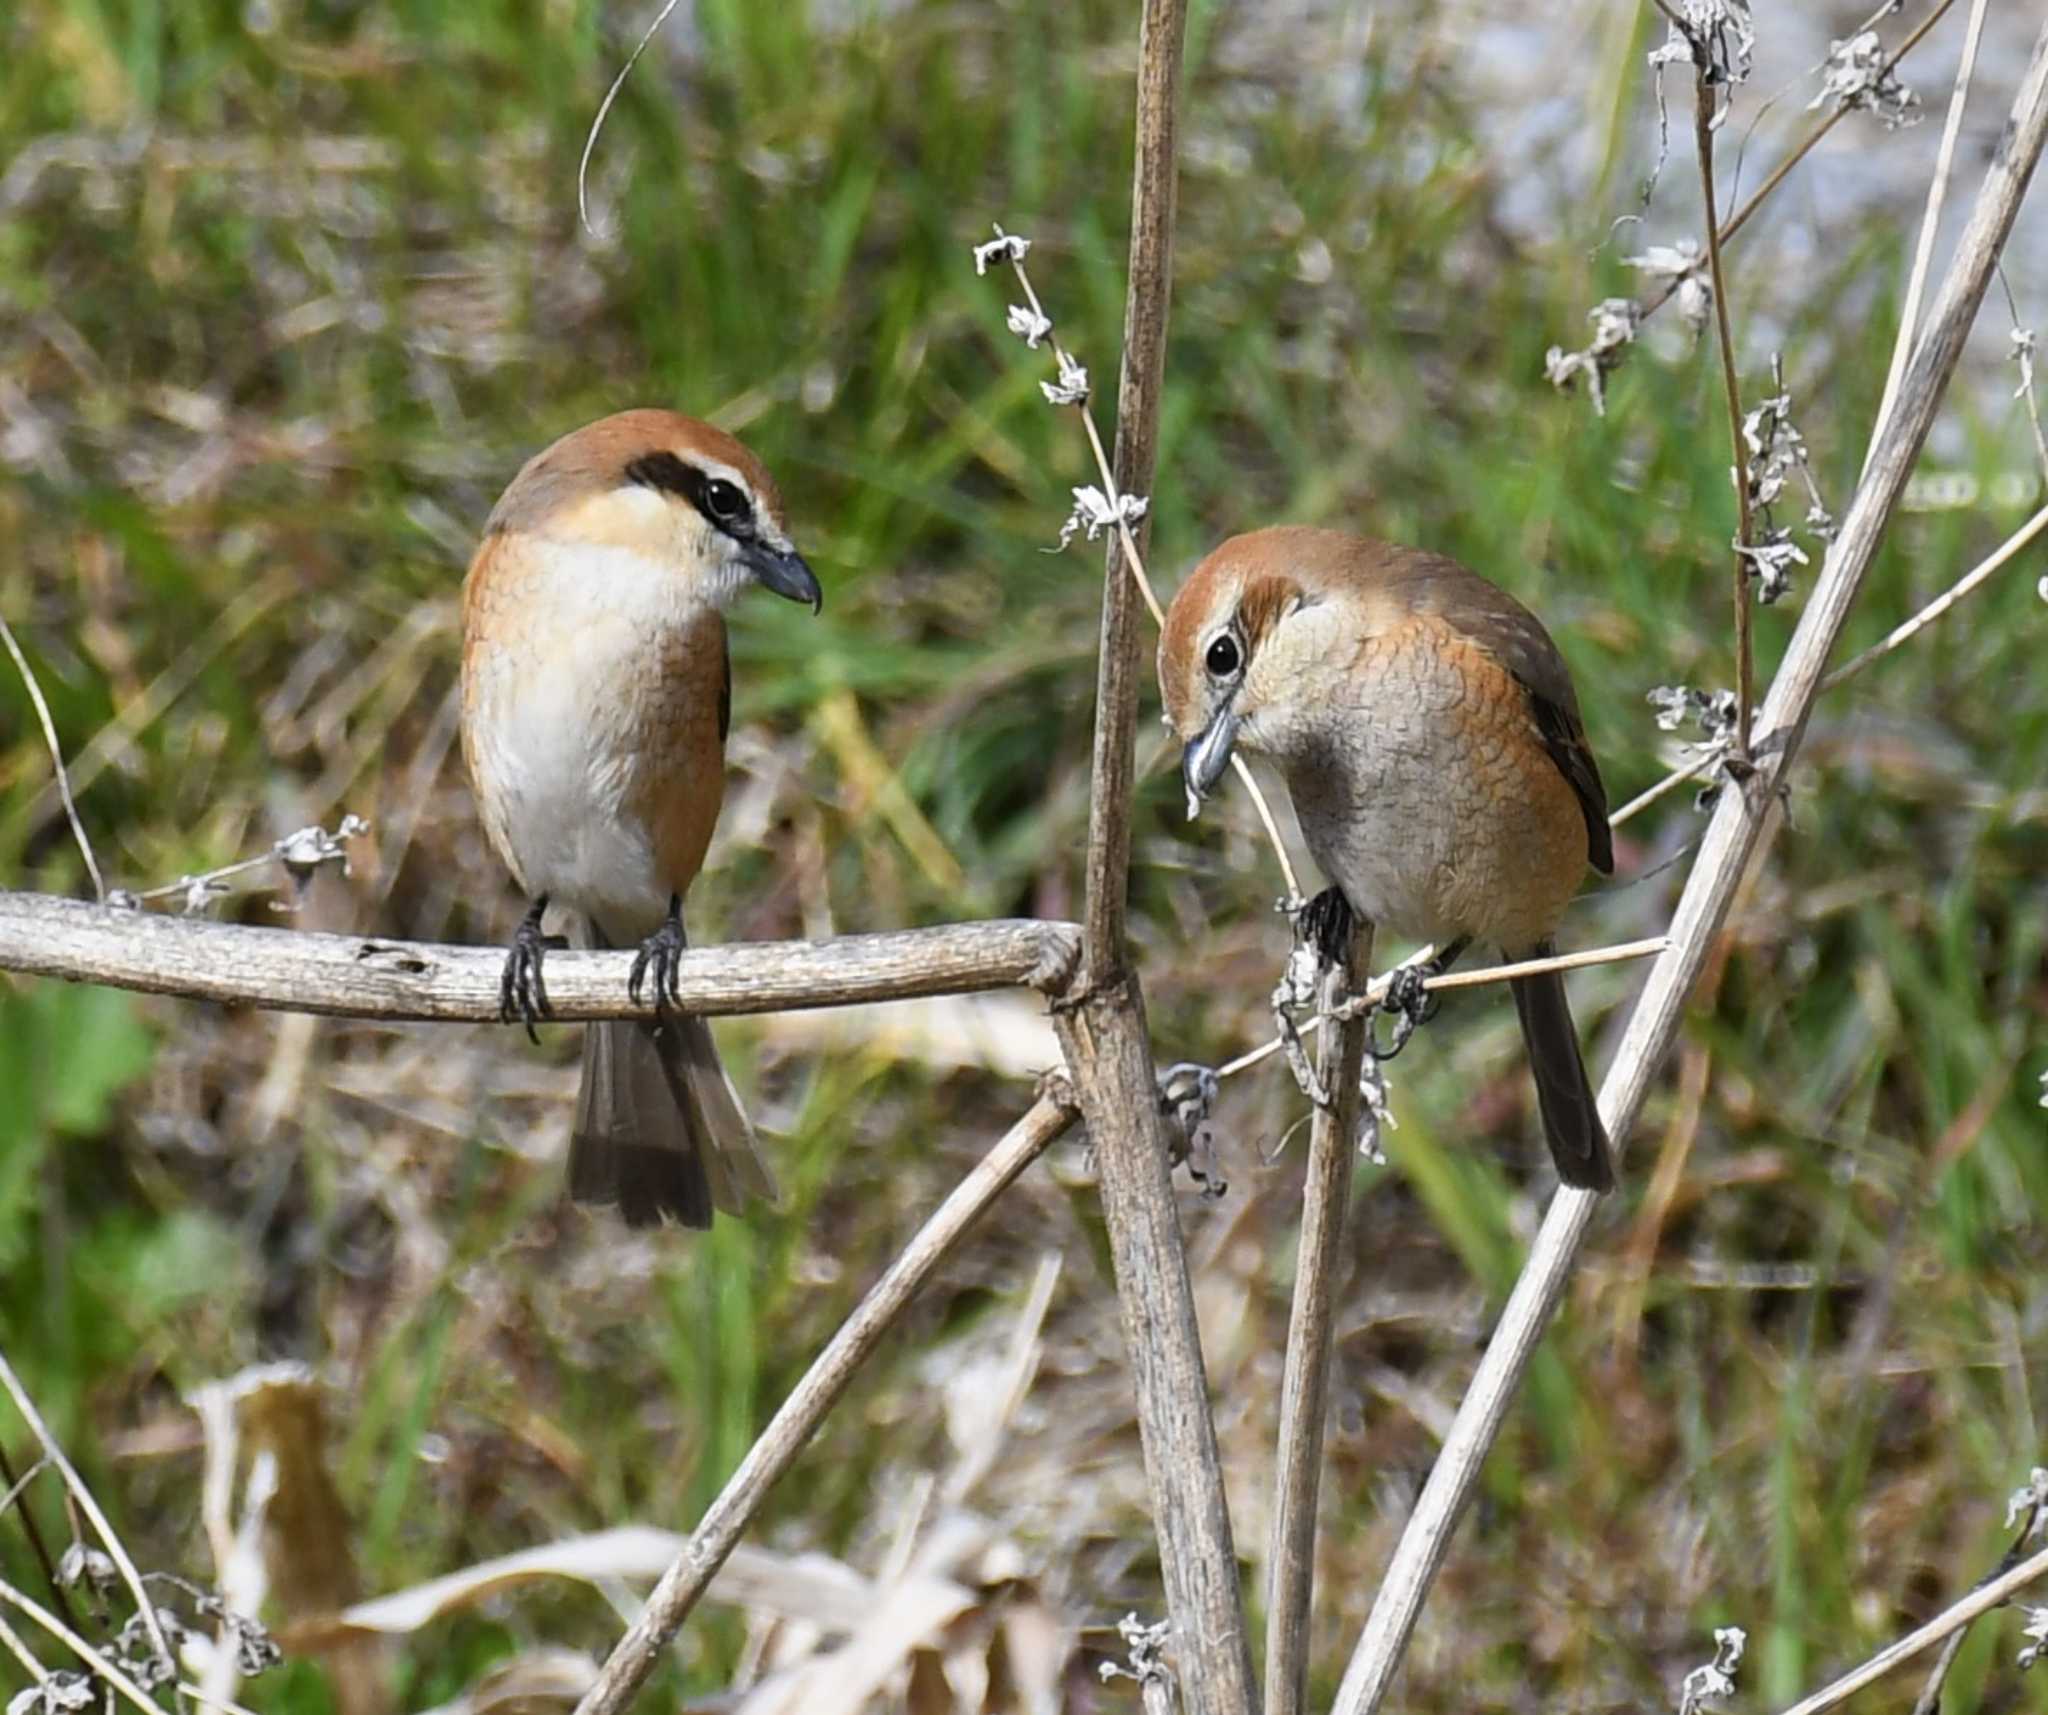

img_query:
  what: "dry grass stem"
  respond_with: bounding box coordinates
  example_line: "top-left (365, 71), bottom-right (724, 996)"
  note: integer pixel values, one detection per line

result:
top-left (0, 1348), bottom-right (176, 1687)
top-left (1637, 0), bottom-right (1959, 330)
top-left (1823, 499), bottom-right (2048, 690)
top-left (1331, 27), bottom-right (2048, 1710)
top-left (0, 1573), bottom-right (175, 1715)
top-left (1, 612), bottom-right (106, 902)
top-left (1865, 0), bottom-right (1992, 470)
top-left (1692, 63), bottom-right (1757, 759)
top-left (576, 0), bottom-right (685, 235)
top-left (574, 1095), bottom-right (1077, 1715)
top-left (1611, 748), bottom-right (1728, 825)
top-left (1776, 1539), bottom-right (2048, 1715)
top-left (1215, 937), bottom-right (1668, 1082)
top-left (1051, 2), bottom-right (1258, 1701)
top-left (989, 242), bottom-right (1302, 901)
top-left (1265, 918), bottom-right (1375, 1715)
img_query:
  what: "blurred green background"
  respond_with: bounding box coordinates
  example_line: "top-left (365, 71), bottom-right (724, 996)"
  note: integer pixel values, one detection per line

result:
top-left (3, 0), bottom-right (2046, 1708)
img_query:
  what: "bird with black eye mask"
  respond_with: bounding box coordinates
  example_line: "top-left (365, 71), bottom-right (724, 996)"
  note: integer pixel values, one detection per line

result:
top-left (461, 409), bottom-right (822, 1226)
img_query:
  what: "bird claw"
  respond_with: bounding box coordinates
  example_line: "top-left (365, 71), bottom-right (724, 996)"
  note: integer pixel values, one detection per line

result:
top-left (499, 898), bottom-right (566, 1044)
top-left (1296, 886), bottom-right (1356, 972)
top-left (1369, 965), bottom-right (1436, 1060)
top-left (1366, 936), bottom-right (1469, 1061)
top-left (628, 900), bottom-right (687, 1017)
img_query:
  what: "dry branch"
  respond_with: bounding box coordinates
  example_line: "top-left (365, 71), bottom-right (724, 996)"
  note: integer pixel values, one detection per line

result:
top-left (1776, 1539), bottom-right (2048, 1715)
top-left (575, 1094), bottom-right (1076, 1715)
top-left (1052, 0), bottom-right (1258, 1708)
top-left (1331, 23), bottom-right (2048, 1714)
top-left (0, 891), bottom-right (1080, 1020)
top-left (1264, 919), bottom-right (1375, 1715)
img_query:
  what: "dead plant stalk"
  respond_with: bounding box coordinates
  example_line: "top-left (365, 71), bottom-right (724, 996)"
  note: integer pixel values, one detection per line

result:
top-left (1330, 21), bottom-right (2048, 1713)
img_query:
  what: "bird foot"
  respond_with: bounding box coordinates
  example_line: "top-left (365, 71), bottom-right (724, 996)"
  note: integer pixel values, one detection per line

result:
top-left (1368, 936), bottom-right (1470, 1061)
top-left (500, 897), bottom-right (567, 1044)
top-left (1296, 885), bottom-right (1356, 972)
top-left (628, 896), bottom-right (687, 1016)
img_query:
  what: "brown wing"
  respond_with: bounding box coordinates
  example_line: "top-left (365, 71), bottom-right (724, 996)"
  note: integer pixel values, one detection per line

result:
top-left (1395, 550), bottom-right (1614, 877)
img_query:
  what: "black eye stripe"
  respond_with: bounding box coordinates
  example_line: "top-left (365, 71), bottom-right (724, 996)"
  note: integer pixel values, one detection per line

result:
top-left (622, 452), bottom-right (758, 540)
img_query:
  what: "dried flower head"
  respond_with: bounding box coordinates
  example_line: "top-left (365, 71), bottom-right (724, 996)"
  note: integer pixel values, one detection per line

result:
top-left (972, 227), bottom-right (1031, 275)
top-left (1005, 302), bottom-right (1052, 349)
top-left (1810, 31), bottom-right (1921, 128)
top-left (1678, 1626), bottom-right (1747, 1715)
top-left (1737, 528), bottom-right (1808, 605)
top-left (1650, 684), bottom-right (1739, 743)
top-left (1647, 0), bottom-right (1755, 88)
top-left (1041, 350), bottom-right (1090, 406)
top-left (1054, 484), bottom-right (1147, 552)
top-left (1629, 241), bottom-right (1713, 339)
top-left (2020, 1607), bottom-right (2048, 1672)
top-left (1545, 298), bottom-right (1641, 415)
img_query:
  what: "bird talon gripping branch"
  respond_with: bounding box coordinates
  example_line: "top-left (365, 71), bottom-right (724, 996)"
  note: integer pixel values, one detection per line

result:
top-left (498, 896), bottom-right (566, 1044)
top-left (627, 894), bottom-right (689, 1017)
top-left (1160, 527), bottom-right (1618, 1193)
top-left (1296, 884), bottom-right (1356, 973)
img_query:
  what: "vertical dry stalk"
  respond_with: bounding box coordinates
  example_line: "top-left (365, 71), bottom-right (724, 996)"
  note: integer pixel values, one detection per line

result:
top-left (1330, 23), bottom-right (2048, 1714)
top-left (1264, 919), bottom-right (1375, 1715)
top-left (1079, 0), bottom-right (1183, 970)
top-left (1050, 0), bottom-right (1257, 1708)
top-left (573, 1096), bottom-right (1075, 1715)
top-left (1693, 65), bottom-right (1755, 759)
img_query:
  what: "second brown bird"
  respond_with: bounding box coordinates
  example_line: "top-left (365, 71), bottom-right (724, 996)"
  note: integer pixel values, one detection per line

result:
top-left (1160, 526), bottom-right (1616, 1192)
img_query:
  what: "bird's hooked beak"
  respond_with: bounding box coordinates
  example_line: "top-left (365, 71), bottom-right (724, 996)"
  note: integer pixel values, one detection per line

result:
top-left (1181, 700), bottom-right (1240, 821)
top-left (744, 541), bottom-right (823, 614)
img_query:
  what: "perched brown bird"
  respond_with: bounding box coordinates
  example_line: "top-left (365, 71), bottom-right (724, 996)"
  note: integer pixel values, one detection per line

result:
top-left (1159, 526), bottom-right (1616, 1191)
top-left (460, 409), bottom-right (822, 1225)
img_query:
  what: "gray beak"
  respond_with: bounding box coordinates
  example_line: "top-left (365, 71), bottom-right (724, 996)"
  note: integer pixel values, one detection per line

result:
top-left (745, 542), bottom-right (823, 614)
top-left (1181, 704), bottom-right (1240, 819)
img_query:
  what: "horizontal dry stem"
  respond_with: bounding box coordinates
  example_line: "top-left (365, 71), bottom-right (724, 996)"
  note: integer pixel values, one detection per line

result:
top-left (1216, 936), bottom-right (1668, 1081)
top-left (0, 891), bottom-right (1079, 1020)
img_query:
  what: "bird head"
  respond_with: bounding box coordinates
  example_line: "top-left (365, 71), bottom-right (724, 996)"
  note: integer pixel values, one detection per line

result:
top-left (483, 408), bottom-right (822, 614)
top-left (1159, 527), bottom-right (1367, 818)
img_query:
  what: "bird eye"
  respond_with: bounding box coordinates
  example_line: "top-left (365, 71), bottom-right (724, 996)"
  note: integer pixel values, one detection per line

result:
top-left (1205, 634), bottom-right (1242, 678)
top-left (701, 478), bottom-right (751, 527)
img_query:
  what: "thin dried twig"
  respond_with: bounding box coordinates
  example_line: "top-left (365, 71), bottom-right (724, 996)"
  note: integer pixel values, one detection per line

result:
top-left (1331, 30), bottom-right (2048, 1712)
top-left (1215, 937), bottom-right (1669, 1082)
top-left (574, 1095), bottom-right (1077, 1715)
top-left (576, 0), bottom-right (684, 236)
top-left (1865, 0), bottom-right (1991, 469)
top-left (1, 613), bottom-right (106, 902)
top-left (1265, 917), bottom-right (1375, 1715)
top-left (1776, 1540), bottom-right (2048, 1715)
top-left (0, 1573), bottom-right (175, 1715)
top-left (982, 234), bottom-right (1302, 902)
top-left (0, 1348), bottom-right (176, 1689)
top-left (1822, 499), bottom-right (2048, 689)
top-left (1691, 60), bottom-right (1757, 759)
top-left (1635, 0), bottom-right (1959, 332)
